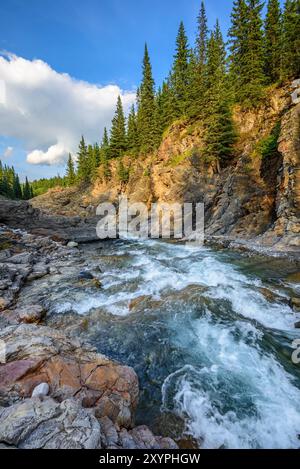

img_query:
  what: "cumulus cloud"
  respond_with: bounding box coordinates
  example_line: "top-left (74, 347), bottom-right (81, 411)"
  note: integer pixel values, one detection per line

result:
top-left (0, 53), bottom-right (136, 165)
top-left (1, 146), bottom-right (13, 158)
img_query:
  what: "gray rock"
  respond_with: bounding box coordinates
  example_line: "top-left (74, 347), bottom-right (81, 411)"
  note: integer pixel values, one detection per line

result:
top-left (291, 78), bottom-right (300, 88)
top-left (67, 241), bottom-right (79, 248)
top-left (0, 397), bottom-right (102, 449)
top-left (78, 270), bottom-right (94, 280)
top-left (17, 304), bottom-right (45, 324)
top-left (0, 250), bottom-right (11, 261)
top-left (290, 297), bottom-right (300, 311)
top-left (31, 382), bottom-right (49, 398)
top-left (291, 89), bottom-right (300, 105)
top-left (7, 252), bottom-right (34, 265)
top-left (99, 416), bottom-right (119, 447)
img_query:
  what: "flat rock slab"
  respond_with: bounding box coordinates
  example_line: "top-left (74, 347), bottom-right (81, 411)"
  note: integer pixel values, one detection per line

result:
top-left (0, 323), bottom-right (139, 428)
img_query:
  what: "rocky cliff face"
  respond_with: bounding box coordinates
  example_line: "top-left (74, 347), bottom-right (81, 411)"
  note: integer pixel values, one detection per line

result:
top-left (30, 82), bottom-right (300, 252)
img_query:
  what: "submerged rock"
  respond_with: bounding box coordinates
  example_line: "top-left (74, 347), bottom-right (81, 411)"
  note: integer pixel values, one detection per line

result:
top-left (78, 270), bottom-right (94, 280)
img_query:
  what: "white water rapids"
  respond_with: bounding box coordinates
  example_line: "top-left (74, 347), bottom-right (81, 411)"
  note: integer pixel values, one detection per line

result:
top-left (20, 238), bottom-right (300, 448)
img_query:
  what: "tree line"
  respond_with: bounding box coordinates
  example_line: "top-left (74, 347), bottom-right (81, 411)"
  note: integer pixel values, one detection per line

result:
top-left (66, 0), bottom-right (299, 186)
top-left (0, 160), bottom-right (33, 200)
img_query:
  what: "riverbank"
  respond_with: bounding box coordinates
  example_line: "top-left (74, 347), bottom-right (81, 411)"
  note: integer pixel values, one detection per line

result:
top-left (0, 224), bottom-right (178, 449)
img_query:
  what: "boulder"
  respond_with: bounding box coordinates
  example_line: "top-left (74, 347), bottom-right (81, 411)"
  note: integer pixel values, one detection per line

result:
top-left (17, 304), bottom-right (46, 324)
top-left (0, 397), bottom-right (102, 449)
top-left (31, 382), bottom-right (49, 397)
top-left (78, 270), bottom-right (94, 280)
top-left (67, 241), bottom-right (79, 248)
top-left (0, 324), bottom-right (139, 428)
top-left (290, 297), bottom-right (300, 311)
top-left (7, 252), bottom-right (34, 265)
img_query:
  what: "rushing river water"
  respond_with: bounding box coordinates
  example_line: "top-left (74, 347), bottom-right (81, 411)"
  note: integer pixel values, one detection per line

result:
top-left (19, 238), bottom-right (300, 448)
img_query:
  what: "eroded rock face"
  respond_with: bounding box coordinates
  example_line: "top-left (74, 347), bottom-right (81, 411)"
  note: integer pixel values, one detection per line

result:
top-left (0, 397), bottom-right (102, 449)
top-left (0, 397), bottom-right (178, 449)
top-left (0, 323), bottom-right (139, 428)
top-left (28, 82), bottom-right (299, 253)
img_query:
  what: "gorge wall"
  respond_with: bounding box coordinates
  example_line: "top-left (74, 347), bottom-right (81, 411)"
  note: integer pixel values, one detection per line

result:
top-left (28, 82), bottom-right (300, 252)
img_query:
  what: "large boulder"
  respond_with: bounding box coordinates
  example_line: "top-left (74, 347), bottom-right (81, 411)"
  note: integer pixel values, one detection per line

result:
top-left (0, 397), bottom-right (178, 449)
top-left (0, 397), bottom-right (102, 449)
top-left (0, 324), bottom-right (139, 428)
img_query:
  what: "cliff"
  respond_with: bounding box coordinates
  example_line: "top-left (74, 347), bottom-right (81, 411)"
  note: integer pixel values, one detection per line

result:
top-left (29, 81), bottom-right (300, 252)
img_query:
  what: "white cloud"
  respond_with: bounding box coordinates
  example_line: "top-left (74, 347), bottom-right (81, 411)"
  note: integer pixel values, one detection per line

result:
top-left (0, 53), bottom-right (136, 165)
top-left (2, 146), bottom-right (13, 158)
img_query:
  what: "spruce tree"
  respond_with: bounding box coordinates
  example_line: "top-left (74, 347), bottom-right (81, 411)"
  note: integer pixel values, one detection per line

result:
top-left (156, 81), bottom-right (176, 136)
top-left (12, 173), bottom-right (22, 199)
top-left (229, 0), bottom-right (265, 105)
top-left (204, 23), bottom-right (236, 166)
top-left (126, 105), bottom-right (139, 156)
top-left (77, 136), bottom-right (90, 183)
top-left (264, 0), bottom-right (282, 83)
top-left (169, 22), bottom-right (190, 117)
top-left (117, 159), bottom-right (129, 183)
top-left (137, 44), bottom-right (157, 154)
top-left (23, 177), bottom-right (32, 200)
top-left (281, 0), bottom-right (300, 79)
top-left (66, 153), bottom-right (76, 186)
top-left (196, 2), bottom-right (208, 66)
top-left (100, 128), bottom-right (111, 180)
top-left (108, 96), bottom-right (127, 158)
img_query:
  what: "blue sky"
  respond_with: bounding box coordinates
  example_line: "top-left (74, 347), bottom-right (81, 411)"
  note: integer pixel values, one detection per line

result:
top-left (0, 0), bottom-right (283, 181)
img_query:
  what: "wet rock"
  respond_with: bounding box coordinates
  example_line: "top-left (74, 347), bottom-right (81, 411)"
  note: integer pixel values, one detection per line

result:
top-left (0, 298), bottom-right (10, 311)
top-left (27, 265), bottom-right (49, 281)
top-left (129, 295), bottom-right (152, 311)
top-left (79, 271), bottom-right (94, 280)
top-left (17, 305), bottom-right (46, 324)
top-left (258, 287), bottom-right (289, 305)
top-left (0, 250), bottom-right (11, 261)
top-left (31, 382), bottom-right (49, 397)
top-left (67, 241), bottom-right (79, 248)
top-left (290, 298), bottom-right (300, 311)
top-left (295, 321), bottom-right (300, 329)
top-left (7, 252), bottom-right (34, 265)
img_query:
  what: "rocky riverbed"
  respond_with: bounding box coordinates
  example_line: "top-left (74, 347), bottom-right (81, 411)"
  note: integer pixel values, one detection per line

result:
top-left (0, 225), bottom-right (178, 449)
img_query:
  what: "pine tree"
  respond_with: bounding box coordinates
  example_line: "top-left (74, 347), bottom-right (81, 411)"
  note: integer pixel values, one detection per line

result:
top-left (281, 0), bottom-right (300, 79)
top-left (156, 81), bottom-right (176, 136)
top-left (169, 22), bottom-right (190, 117)
top-left (196, 2), bottom-right (208, 66)
top-left (23, 177), bottom-right (32, 200)
top-left (187, 2), bottom-right (208, 119)
top-left (203, 23), bottom-right (236, 167)
top-left (126, 105), bottom-right (139, 156)
top-left (117, 159), bottom-right (129, 183)
top-left (77, 136), bottom-right (90, 183)
top-left (66, 153), bottom-right (76, 186)
top-left (108, 96), bottom-right (127, 158)
top-left (12, 173), bottom-right (22, 199)
top-left (99, 128), bottom-right (111, 180)
top-left (137, 44), bottom-right (157, 154)
top-left (229, 0), bottom-right (265, 105)
top-left (264, 0), bottom-right (282, 83)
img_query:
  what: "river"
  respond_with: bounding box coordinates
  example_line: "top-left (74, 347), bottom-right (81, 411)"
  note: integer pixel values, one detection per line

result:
top-left (19, 238), bottom-right (300, 448)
